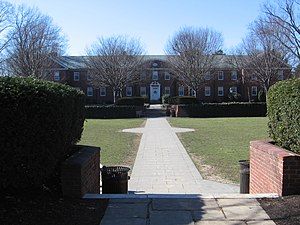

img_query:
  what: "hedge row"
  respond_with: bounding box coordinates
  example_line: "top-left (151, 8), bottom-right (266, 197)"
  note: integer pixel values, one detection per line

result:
top-left (167, 96), bottom-right (198, 104)
top-left (116, 97), bottom-right (146, 106)
top-left (0, 77), bottom-right (85, 191)
top-left (267, 78), bottom-right (300, 153)
top-left (85, 105), bottom-right (137, 119)
top-left (179, 102), bottom-right (267, 117)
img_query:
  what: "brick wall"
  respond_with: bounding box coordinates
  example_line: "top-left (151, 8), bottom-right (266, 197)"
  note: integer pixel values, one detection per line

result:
top-left (250, 140), bottom-right (300, 196)
top-left (61, 145), bottom-right (100, 198)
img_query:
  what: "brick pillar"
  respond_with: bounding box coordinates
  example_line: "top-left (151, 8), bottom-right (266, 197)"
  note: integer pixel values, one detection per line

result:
top-left (61, 145), bottom-right (100, 198)
top-left (250, 140), bottom-right (300, 196)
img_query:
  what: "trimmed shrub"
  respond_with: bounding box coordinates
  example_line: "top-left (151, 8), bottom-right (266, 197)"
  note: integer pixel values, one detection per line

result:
top-left (267, 78), bottom-right (300, 153)
top-left (116, 97), bottom-right (145, 106)
top-left (0, 77), bottom-right (85, 191)
top-left (85, 105), bottom-right (136, 119)
top-left (169, 96), bottom-right (198, 105)
top-left (178, 102), bottom-right (267, 117)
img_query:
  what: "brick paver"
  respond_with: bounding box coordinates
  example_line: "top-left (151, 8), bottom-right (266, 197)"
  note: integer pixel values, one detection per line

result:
top-left (123, 118), bottom-right (238, 194)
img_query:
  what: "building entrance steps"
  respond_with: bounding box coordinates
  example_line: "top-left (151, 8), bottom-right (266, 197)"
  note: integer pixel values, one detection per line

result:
top-left (123, 118), bottom-right (239, 194)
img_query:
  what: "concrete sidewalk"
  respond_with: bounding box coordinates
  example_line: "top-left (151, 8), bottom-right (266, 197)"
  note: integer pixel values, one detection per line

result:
top-left (99, 196), bottom-right (276, 225)
top-left (123, 118), bottom-right (238, 194)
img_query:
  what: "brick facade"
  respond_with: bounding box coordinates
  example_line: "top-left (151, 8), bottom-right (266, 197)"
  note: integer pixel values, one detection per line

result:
top-left (61, 145), bottom-right (100, 198)
top-left (250, 140), bottom-right (300, 196)
top-left (50, 55), bottom-right (291, 104)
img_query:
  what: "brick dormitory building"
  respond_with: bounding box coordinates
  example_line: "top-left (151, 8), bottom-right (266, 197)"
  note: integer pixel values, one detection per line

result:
top-left (49, 54), bottom-right (291, 104)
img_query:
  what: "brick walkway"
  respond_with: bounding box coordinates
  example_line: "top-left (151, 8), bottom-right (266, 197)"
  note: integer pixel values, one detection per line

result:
top-left (123, 118), bottom-right (238, 194)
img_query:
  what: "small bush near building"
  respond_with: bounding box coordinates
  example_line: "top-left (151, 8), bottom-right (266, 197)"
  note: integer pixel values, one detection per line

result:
top-left (85, 105), bottom-right (136, 119)
top-left (180, 102), bottom-right (267, 117)
top-left (267, 78), bottom-right (300, 153)
top-left (0, 77), bottom-right (85, 192)
top-left (116, 97), bottom-right (145, 106)
top-left (169, 96), bottom-right (198, 105)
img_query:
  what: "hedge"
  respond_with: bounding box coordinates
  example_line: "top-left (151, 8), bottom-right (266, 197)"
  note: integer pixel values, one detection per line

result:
top-left (116, 97), bottom-right (146, 106)
top-left (85, 105), bottom-right (136, 119)
top-left (178, 102), bottom-right (267, 117)
top-left (168, 96), bottom-right (198, 104)
top-left (267, 78), bottom-right (300, 153)
top-left (0, 77), bottom-right (85, 191)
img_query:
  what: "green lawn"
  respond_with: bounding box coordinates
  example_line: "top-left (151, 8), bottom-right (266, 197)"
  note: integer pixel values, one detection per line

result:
top-left (79, 119), bottom-right (144, 167)
top-left (169, 117), bottom-right (269, 183)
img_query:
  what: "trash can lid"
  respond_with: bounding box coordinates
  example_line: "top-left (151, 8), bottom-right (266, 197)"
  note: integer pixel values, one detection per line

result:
top-left (102, 166), bottom-right (130, 174)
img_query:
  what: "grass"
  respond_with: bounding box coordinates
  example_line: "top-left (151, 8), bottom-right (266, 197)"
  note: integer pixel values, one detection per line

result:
top-left (169, 117), bottom-right (269, 183)
top-left (79, 119), bottom-right (144, 168)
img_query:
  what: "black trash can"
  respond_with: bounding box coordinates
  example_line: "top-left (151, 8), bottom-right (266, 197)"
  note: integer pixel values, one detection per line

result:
top-left (239, 160), bottom-right (250, 194)
top-left (101, 166), bottom-right (130, 194)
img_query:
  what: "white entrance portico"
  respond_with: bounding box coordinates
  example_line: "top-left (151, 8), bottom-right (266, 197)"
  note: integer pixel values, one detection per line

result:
top-left (150, 81), bottom-right (160, 101)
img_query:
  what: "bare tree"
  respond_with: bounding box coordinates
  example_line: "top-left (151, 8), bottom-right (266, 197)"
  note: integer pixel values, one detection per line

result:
top-left (0, 1), bottom-right (14, 74)
top-left (263, 0), bottom-right (300, 64)
top-left (6, 6), bottom-right (66, 78)
top-left (165, 26), bottom-right (223, 96)
top-left (238, 20), bottom-right (290, 95)
top-left (85, 36), bottom-right (145, 103)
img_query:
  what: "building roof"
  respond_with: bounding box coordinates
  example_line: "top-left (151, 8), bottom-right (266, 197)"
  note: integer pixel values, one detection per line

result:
top-left (53, 54), bottom-right (289, 70)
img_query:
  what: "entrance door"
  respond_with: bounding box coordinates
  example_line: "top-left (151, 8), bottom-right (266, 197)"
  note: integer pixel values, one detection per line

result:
top-left (150, 83), bottom-right (160, 101)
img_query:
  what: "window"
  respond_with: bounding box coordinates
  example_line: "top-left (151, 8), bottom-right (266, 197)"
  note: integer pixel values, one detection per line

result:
top-left (100, 87), bottom-right (106, 96)
top-left (87, 74), bottom-right (92, 81)
top-left (126, 86), bottom-right (132, 96)
top-left (204, 71), bottom-right (211, 80)
top-left (205, 86), bottom-right (211, 96)
top-left (178, 86), bottom-right (184, 96)
top-left (278, 70), bottom-right (284, 80)
top-left (251, 86), bottom-right (258, 96)
top-left (54, 71), bottom-right (60, 81)
top-left (231, 71), bottom-right (237, 80)
top-left (251, 74), bottom-right (257, 81)
top-left (87, 87), bottom-right (93, 96)
top-left (152, 71), bottom-right (158, 80)
top-left (140, 72), bottom-right (146, 80)
top-left (140, 87), bottom-right (146, 96)
top-left (218, 86), bottom-right (224, 96)
top-left (74, 72), bottom-right (80, 81)
top-left (229, 86), bottom-right (237, 94)
top-left (191, 89), bottom-right (196, 97)
top-left (165, 86), bottom-right (170, 95)
top-left (164, 72), bottom-right (170, 80)
top-left (218, 71), bottom-right (224, 80)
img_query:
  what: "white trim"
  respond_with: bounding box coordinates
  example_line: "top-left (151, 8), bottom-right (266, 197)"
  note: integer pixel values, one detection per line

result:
top-left (152, 71), bottom-right (158, 80)
top-left (54, 71), bottom-right (60, 81)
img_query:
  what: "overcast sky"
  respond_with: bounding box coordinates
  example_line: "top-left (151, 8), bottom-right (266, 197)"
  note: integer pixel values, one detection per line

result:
top-left (7, 0), bottom-right (266, 55)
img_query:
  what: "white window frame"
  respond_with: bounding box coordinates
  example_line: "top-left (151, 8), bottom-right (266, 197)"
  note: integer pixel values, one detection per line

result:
top-left (152, 71), bottom-right (158, 80)
top-left (164, 72), bottom-right (170, 80)
top-left (251, 86), bottom-right (258, 96)
top-left (100, 87), bottom-right (106, 96)
top-left (54, 71), bottom-right (60, 81)
top-left (165, 86), bottom-right (170, 96)
top-left (231, 71), bottom-right (237, 80)
top-left (178, 86), bottom-right (184, 96)
top-left (278, 70), bottom-right (284, 80)
top-left (218, 71), bottom-right (224, 80)
top-left (205, 86), bottom-right (211, 97)
top-left (230, 86), bottom-right (237, 94)
top-left (87, 87), bottom-right (93, 96)
top-left (74, 72), bottom-right (80, 81)
top-left (126, 86), bottom-right (132, 96)
top-left (218, 86), bottom-right (224, 96)
top-left (140, 86), bottom-right (146, 96)
top-left (204, 71), bottom-right (211, 80)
